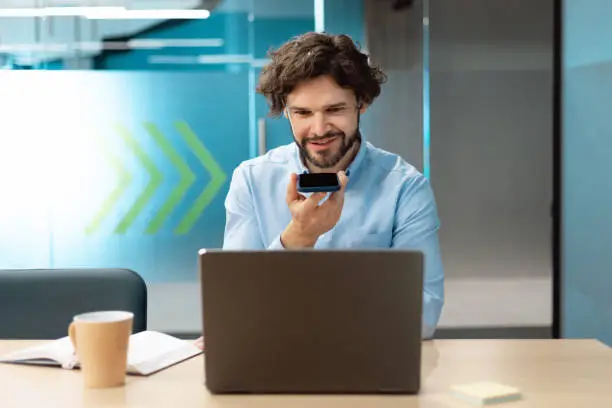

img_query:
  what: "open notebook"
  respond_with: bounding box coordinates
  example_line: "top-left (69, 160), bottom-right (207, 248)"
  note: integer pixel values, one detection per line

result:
top-left (0, 331), bottom-right (202, 376)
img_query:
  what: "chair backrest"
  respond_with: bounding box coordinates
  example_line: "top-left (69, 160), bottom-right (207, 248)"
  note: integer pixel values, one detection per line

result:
top-left (0, 268), bottom-right (147, 339)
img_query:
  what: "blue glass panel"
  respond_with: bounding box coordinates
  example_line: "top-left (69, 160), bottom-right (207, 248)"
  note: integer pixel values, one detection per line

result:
top-left (0, 71), bottom-right (249, 283)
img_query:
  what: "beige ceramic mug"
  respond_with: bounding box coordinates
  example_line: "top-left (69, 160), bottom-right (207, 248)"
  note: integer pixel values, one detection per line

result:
top-left (68, 311), bottom-right (133, 388)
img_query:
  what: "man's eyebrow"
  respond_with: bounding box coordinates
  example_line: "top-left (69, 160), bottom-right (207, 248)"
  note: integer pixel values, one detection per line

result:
top-left (287, 102), bottom-right (348, 111)
top-left (287, 106), bottom-right (311, 111)
top-left (325, 102), bottom-right (348, 109)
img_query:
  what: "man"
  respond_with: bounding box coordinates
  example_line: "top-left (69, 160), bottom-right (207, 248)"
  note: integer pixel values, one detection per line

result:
top-left (196, 32), bottom-right (443, 349)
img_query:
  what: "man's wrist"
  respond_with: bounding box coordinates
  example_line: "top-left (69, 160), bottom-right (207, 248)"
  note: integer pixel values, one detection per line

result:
top-left (280, 223), bottom-right (318, 249)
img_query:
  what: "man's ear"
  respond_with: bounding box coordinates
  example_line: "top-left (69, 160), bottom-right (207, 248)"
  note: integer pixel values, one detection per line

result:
top-left (359, 102), bottom-right (369, 115)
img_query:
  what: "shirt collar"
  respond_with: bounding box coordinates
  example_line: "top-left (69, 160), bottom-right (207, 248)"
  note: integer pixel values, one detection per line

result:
top-left (293, 139), bottom-right (368, 178)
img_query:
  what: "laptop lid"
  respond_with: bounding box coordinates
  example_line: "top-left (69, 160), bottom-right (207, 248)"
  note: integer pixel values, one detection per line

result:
top-left (199, 249), bottom-right (424, 394)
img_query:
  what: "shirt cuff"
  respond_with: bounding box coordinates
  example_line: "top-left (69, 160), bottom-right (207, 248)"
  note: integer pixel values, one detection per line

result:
top-left (422, 322), bottom-right (436, 340)
top-left (268, 234), bottom-right (285, 250)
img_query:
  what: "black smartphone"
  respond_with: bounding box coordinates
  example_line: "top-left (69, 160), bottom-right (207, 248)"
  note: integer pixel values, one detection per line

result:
top-left (297, 173), bottom-right (341, 193)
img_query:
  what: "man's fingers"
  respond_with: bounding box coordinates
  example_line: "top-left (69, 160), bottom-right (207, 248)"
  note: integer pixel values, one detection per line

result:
top-left (328, 171), bottom-right (349, 204)
top-left (338, 170), bottom-right (349, 188)
top-left (286, 173), bottom-right (299, 205)
top-left (302, 192), bottom-right (327, 212)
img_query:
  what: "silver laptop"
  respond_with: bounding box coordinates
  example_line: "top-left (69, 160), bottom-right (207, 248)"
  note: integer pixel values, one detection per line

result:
top-left (198, 249), bottom-right (424, 394)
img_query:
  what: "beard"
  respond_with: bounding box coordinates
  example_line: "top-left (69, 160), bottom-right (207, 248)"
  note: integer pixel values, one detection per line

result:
top-left (296, 128), bottom-right (362, 170)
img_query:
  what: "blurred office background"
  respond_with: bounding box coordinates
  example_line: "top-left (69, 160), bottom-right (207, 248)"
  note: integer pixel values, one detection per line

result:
top-left (0, 0), bottom-right (606, 345)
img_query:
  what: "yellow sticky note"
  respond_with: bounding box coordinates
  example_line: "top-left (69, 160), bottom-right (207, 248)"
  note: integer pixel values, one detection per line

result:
top-left (450, 381), bottom-right (522, 405)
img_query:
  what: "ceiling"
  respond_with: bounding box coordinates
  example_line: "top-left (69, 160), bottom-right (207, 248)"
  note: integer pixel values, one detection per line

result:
top-left (0, 0), bottom-right (319, 66)
top-left (0, 0), bottom-right (224, 65)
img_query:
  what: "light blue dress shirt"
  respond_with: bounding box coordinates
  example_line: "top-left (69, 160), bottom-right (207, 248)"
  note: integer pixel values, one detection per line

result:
top-left (222, 140), bottom-right (444, 338)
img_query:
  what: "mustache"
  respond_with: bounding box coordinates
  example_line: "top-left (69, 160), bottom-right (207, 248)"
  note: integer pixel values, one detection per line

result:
top-left (304, 131), bottom-right (344, 143)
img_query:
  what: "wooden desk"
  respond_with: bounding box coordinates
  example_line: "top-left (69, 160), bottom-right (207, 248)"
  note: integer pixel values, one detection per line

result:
top-left (0, 339), bottom-right (611, 407)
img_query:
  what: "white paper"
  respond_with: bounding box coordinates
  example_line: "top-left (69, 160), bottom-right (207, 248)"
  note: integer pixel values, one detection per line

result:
top-left (0, 331), bottom-right (202, 376)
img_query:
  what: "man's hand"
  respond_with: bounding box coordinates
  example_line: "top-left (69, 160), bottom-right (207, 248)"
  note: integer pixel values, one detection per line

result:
top-left (280, 171), bottom-right (349, 248)
top-left (194, 336), bottom-right (204, 350)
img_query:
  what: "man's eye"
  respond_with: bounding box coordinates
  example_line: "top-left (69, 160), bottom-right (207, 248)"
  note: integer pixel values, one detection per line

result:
top-left (294, 111), bottom-right (311, 117)
top-left (327, 107), bottom-right (345, 114)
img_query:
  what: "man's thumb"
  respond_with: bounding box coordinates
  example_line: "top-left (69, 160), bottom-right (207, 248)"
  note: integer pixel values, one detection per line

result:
top-left (338, 171), bottom-right (349, 189)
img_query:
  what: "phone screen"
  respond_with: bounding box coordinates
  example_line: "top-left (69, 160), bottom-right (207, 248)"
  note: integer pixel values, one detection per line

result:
top-left (298, 173), bottom-right (339, 187)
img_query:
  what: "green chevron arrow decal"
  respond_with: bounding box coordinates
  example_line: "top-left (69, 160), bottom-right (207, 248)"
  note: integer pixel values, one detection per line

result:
top-left (114, 124), bottom-right (163, 234)
top-left (174, 121), bottom-right (227, 235)
top-left (85, 121), bottom-right (226, 235)
top-left (144, 122), bottom-right (196, 234)
top-left (85, 143), bottom-right (133, 235)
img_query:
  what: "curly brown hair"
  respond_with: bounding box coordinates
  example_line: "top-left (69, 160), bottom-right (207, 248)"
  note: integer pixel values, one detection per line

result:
top-left (256, 32), bottom-right (387, 117)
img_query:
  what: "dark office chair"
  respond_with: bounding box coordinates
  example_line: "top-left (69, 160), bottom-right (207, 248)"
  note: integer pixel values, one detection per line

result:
top-left (0, 268), bottom-right (147, 339)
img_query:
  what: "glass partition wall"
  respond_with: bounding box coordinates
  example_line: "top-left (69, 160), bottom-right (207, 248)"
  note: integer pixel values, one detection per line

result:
top-left (0, 0), bottom-right (315, 333)
top-left (0, 0), bottom-right (555, 338)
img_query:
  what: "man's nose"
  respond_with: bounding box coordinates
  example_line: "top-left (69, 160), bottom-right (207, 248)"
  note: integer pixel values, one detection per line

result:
top-left (313, 112), bottom-right (330, 136)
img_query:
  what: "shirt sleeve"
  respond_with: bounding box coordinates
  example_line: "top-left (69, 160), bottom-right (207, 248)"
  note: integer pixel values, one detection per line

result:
top-left (222, 166), bottom-right (264, 249)
top-left (268, 235), bottom-right (285, 249)
top-left (392, 174), bottom-right (445, 340)
top-left (222, 166), bottom-right (285, 250)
